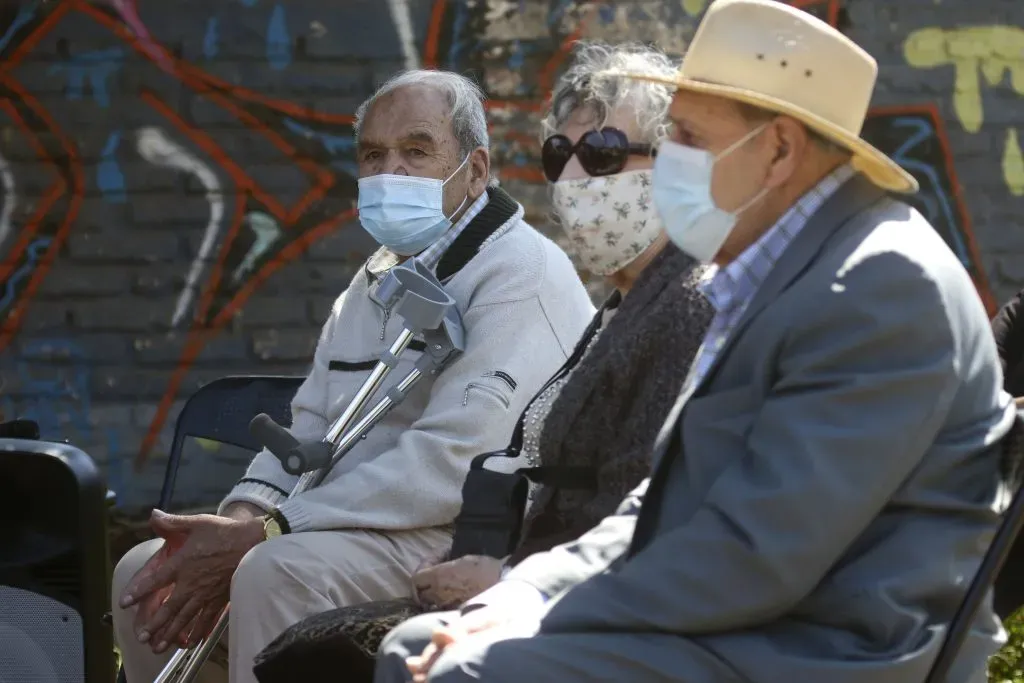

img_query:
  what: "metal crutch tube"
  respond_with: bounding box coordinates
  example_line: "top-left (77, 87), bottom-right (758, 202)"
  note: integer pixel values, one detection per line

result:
top-left (152, 258), bottom-right (464, 683)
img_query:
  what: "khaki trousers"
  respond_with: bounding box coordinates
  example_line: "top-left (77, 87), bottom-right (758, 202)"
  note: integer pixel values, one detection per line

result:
top-left (112, 527), bottom-right (450, 683)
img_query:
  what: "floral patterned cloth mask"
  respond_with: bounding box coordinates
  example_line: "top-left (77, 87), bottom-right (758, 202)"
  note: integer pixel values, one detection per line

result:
top-left (551, 169), bottom-right (663, 276)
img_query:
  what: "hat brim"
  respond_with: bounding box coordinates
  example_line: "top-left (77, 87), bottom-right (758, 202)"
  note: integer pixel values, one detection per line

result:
top-left (613, 71), bottom-right (919, 195)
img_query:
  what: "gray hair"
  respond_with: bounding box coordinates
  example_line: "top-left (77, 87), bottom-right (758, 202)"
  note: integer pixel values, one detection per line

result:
top-left (353, 70), bottom-right (490, 158)
top-left (543, 42), bottom-right (678, 145)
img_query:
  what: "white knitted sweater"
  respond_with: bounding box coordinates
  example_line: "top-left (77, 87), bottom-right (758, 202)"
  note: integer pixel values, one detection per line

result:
top-left (218, 207), bottom-right (595, 533)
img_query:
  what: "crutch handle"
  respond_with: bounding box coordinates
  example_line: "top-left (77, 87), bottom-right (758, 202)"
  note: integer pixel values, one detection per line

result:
top-left (249, 414), bottom-right (333, 475)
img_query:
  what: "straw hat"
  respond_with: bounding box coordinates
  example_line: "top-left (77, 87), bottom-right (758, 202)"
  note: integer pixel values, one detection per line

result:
top-left (613, 0), bottom-right (918, 194)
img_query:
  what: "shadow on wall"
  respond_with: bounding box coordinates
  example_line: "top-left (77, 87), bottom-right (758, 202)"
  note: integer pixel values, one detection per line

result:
top-left (0, 0), bottom-right (1015, 509)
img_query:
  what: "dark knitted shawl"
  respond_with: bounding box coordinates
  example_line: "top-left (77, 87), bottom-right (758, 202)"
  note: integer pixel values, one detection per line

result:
top-left (509, 244), bottom-right (714, 564)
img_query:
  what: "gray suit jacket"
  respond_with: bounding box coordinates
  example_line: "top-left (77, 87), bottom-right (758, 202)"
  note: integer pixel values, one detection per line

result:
top-left (506, 175), bottom-right (1017, 683)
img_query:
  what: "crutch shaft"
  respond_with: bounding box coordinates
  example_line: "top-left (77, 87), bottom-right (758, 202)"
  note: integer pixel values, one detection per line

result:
top-left (324, 329), bottom-right (413, 443)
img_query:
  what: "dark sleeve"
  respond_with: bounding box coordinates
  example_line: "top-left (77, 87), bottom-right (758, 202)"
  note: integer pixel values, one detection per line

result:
top-left (992, 288), bottom-right (1024, 378)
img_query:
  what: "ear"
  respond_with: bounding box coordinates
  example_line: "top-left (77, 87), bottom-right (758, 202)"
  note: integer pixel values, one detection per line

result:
top-left (467, 147), bottom-right (490, 199)
top-left (763, 117), bottom-right (808, 190)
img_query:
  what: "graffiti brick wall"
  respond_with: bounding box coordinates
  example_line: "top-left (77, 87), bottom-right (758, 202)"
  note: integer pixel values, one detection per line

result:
top-left (0, 0), bottom-right (1020, 510)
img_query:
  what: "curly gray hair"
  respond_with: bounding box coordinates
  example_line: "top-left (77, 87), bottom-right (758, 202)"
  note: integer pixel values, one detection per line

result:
top-left (542, 42), bottom-right (679, 145)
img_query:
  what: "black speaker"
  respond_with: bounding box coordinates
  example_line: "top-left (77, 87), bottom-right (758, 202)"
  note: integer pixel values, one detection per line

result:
top-left (0, 438), bottom-right (115, 682)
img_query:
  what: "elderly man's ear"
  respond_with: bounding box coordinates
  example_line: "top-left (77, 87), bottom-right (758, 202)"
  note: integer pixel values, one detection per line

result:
top-left (467, 147), bottom-right (491, 199)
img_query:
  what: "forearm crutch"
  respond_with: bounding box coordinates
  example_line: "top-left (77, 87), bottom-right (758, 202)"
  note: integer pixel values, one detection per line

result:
top-left (153, 258), bottom-right (465, 683)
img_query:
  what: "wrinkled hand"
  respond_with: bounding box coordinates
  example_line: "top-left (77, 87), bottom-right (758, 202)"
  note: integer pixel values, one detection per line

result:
top-left (412, 555), bottom-right (504, 609)
top-left (406, 607), bottom-right (509, 682)
top-left (118, 509), bottom-right (264, 653)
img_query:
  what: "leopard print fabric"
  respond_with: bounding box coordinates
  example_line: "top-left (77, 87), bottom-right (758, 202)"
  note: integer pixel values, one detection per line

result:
top-left (254, 598), bottom-right (423, 668)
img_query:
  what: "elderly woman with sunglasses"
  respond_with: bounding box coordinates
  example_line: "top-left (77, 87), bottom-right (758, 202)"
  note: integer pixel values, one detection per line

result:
top-left (250, 42), bottom-right (713, 683)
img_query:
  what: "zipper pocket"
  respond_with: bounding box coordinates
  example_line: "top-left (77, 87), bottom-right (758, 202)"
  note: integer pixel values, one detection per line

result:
top-left (463, 382), bottom-right (510, 409)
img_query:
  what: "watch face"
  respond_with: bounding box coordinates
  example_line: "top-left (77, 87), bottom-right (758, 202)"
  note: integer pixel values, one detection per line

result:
top-left (264, 517), bottom-right (282, 539)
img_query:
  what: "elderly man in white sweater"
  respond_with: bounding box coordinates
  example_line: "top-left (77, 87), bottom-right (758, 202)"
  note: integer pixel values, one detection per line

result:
top-left (110, 70), bottom-right (595, 683)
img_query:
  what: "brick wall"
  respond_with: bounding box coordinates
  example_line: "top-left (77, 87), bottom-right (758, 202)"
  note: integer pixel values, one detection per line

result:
top-left (1, 0), bottom-right (1021, 510)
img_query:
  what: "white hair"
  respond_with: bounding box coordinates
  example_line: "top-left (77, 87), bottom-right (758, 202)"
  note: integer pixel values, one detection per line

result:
top-left (353, 70), bottom-right (490, 158)
top-left (543, 42), bottom-right (679, 145)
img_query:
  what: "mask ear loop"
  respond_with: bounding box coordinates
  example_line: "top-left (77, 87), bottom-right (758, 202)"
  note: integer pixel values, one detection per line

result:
top-left (442, 153), bottom-right (473, 221)
top-left (713, 123), bottom-right (772, 217)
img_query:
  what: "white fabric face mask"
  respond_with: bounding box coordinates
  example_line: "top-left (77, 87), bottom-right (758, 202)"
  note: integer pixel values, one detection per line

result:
top-left (651, 125), bottom-right (768, 263)
top-left (551, 170), bottom-right (663, 276)
top-left (357, 155), bottom-right (470, 256)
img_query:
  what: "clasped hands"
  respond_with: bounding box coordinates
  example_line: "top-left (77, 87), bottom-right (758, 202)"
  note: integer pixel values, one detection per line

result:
top-left (118, 504), bottom-right (266, 654)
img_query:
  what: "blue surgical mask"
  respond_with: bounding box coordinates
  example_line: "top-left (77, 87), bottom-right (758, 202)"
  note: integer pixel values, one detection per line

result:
top-left (357, 156), bottom-right (470, 256)
top-left (652, 125), bottom-right (767, 263)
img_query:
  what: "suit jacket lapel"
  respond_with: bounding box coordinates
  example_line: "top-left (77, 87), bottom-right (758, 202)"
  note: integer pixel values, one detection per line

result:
top-left (691, 174), bottom-right (886, 397)
top-left (645, 176), bottom-right (887, 488)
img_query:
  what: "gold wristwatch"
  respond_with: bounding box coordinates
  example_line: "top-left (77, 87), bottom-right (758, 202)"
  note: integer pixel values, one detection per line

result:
top-left (262, 510), bottom-right (285, 541)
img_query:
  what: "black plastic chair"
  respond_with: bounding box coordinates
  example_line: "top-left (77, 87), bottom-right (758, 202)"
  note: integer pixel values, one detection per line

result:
top-left (157, 375), bottom-right (304, 510)
top-left (116, 375), bottom-right (303, 683)
top-left (924, 412), bottom-right (1024, 682)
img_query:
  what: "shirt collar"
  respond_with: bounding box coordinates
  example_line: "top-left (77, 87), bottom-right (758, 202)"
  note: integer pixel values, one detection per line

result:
top-left (366, 190), bottom-right (490, 279)
top-left (699, 163), bottom-right (856, 314)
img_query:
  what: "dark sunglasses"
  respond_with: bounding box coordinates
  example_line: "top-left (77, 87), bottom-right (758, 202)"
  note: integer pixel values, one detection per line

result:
top-left (541, 127), bottom-right (656, 183)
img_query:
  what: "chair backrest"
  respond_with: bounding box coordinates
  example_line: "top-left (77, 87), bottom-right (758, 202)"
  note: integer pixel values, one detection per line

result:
top-left (159, 375), bottom-right (304, 510)
top-left (924, 411), bottom-right (1024, 682)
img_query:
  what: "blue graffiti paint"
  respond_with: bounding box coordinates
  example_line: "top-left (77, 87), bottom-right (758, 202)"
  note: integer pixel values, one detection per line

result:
top-left (446, 0), bottom-right (479, 69)
top-left (507, 40), bottom-right (526, 70)
top-left (266, 4), bottom-right (291, 71)
top-left (48, 47), bottom-right (123, 108)
top-left (97, 131), bottom-right (127, 203)
top-left (240, 0), bottom-right (259, 6)
top-left (283, 118), bottom-right (355, 156)
top-left (203, 17), bottom-right (220, 59)
top-left (548, 0), bottom-right (576, 28)
top-left (890, 116), bottom-right (969, 267)
top-left (0, 338), bottom-right (123, 501)
top-left (598, 3), bottom-right (616, 24)
top-left (0, 237), bottom-right (50, 313)
top-left (0, 2), bottom-right (38, 55)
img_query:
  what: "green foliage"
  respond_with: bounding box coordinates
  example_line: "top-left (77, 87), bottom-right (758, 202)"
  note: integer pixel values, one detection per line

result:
top-left (992, 610), bottom-right (1024, 683)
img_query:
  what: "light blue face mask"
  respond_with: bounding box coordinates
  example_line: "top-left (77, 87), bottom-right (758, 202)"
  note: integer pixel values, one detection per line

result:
top-left (357, 156), bottom-right (470, 256)
top-left (651, 125), bottom-right (767, 263)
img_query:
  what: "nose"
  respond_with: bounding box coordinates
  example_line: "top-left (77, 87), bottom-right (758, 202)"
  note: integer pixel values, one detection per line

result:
top-left (381, 150), bottom-right (409, 176)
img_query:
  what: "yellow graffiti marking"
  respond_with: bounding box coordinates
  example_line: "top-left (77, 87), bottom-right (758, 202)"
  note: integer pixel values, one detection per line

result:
top-left (904, 26), bottom-right (1024, 134)
top-left (1005, 128), bottom-right (1024, 197)
top-left (682, 0), bottom-right (710, 16)
top-left (194, 437), bottom-right (223, 453)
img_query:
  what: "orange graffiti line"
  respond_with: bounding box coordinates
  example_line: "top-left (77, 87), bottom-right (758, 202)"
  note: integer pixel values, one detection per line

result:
top-left (538, 5), bottom-right (593, 96)
top-left (140, 90), bottom-right (290, 221)
top-left (500, 130), bottom-right (540, 147)
top-left (75, 1), bottom-right (354, 126)
top-left (0, 74), bottom-right (84, 353)
top-left (195, 86), bottom-right (337, 224)
top-left (0, 99), bottom-right (62, 275)
top-left (140, 205), bottom-right (356, 465)
top-left (137, 195), bottom-right (249, 466)
top-left (498, 166), bottom-right (545, 183)
top-left (0, 180), bottom-right (64, 287)
top-left (786, 0), bottom-right (841, 27)
top-left (485, 100), bottom-right (544, 113)
top-left (211, 208), bottom-right (356, 330)
top-left (182, 64), bottom-right (356, 126)
top-left (867, 103), bottom-right (997, 315)
top-left (78, 2), bottom-right (340, 222)
top-left (826, 0), bottom-right (841, 27)
top-left (3, 1), bottom-right (70, 67)
top-left (423, 0), bottom-right (448, 68)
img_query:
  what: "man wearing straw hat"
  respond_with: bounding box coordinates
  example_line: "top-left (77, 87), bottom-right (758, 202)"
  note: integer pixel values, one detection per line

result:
top-left (374, 1), bottom-right (1016, 682)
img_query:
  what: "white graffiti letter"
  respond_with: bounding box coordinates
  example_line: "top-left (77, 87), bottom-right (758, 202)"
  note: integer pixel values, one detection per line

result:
top-left (135, 127), bottom-right (225, 328)
top-left (0, 148), bottom-right (17, 252)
